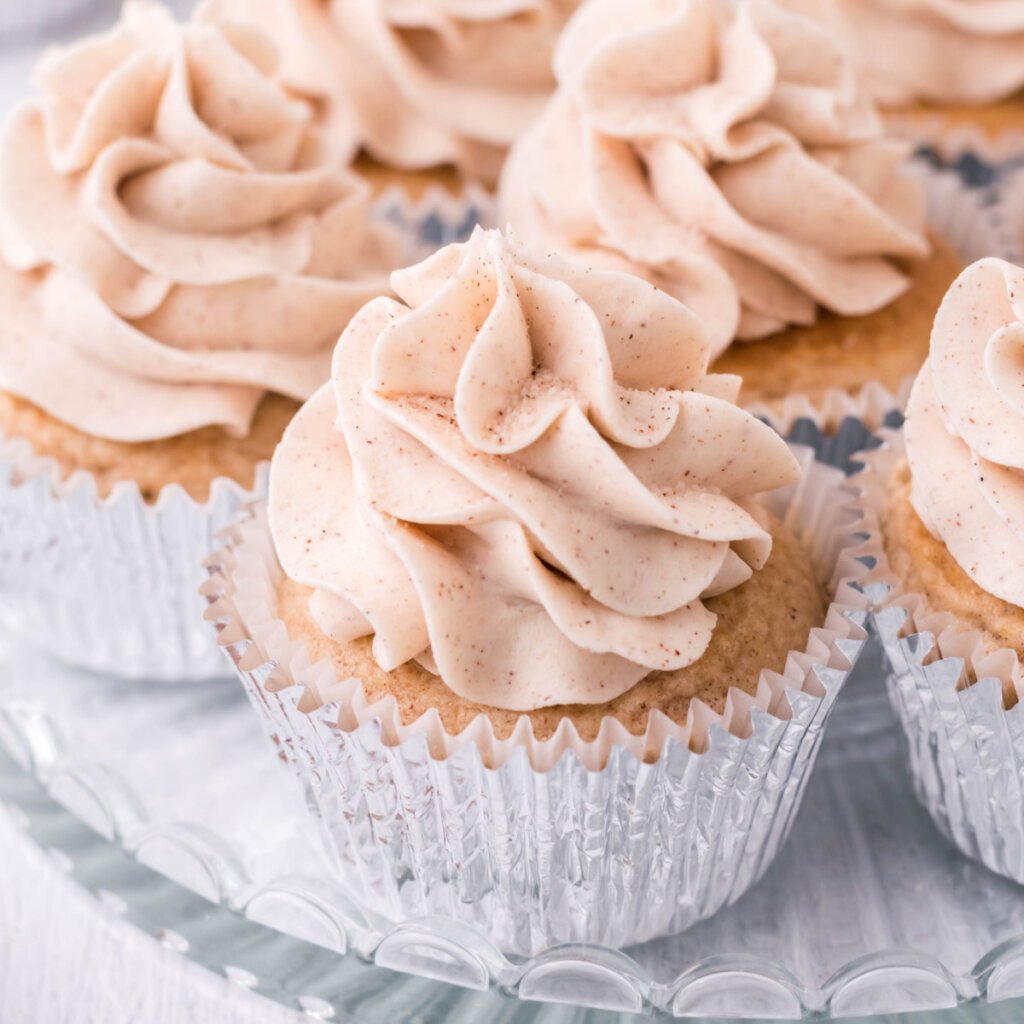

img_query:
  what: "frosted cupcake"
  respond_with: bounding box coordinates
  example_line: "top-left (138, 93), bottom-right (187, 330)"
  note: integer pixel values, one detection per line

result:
top-left (814, 0), bottom-right (1024, 153)
top-left (206, 228), bottom-right (867, 952)
top-left (499, 0), bottom-right (966, 418)
top-left (0, 0), bottom-right (398, 679)
top-left (854, 257), bottom-right (1024, 883)
top-left (208, 0), bottom-right (582, 189)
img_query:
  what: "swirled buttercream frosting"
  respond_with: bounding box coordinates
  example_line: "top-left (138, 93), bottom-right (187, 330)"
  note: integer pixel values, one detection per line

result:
top-left (819, 0), bottom-right (1024, 106)
top-left (905, 258), bottom-right (1024, 609)
top-left (0, 0), bottom-right (398, 442)
top-left (499, 0), bottom-right (930, 359)
top-left (269, 229), bottom-right (801, 710)
top-left (209, 0), bottom-right (582, 183)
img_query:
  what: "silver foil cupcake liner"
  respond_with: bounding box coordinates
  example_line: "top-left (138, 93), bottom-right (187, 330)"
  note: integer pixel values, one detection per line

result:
top-left (744, 161), bottom-right (1019, 433)
top-left (0, 188), bottom-right (491, 683)
top-left (852, 433), bottom-right (1024, 884)
top-left (0, 434), bottom-right (257, 682)
top-left (203, 448), bottom-right (869, 955)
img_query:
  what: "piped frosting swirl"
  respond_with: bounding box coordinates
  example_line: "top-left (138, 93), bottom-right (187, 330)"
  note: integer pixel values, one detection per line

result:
top-left (905, 257), bottom-right (1024, 609)
top-left (499, 0), bottom-right (930, 359)
top-left (0, 0), bottom-right (398, 442)
top-left (210, 0), bottom-right (582, 183)
top-left (269, 229), bottom-right (801, 710)
top-left (821, 0), bottom-right (1024, 107)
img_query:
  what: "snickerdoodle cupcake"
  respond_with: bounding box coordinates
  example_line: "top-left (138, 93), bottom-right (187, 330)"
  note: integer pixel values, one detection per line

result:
top-left (853, 257), bottom-right (1024, 884)
top-left (499, 0), bottom-right (979, 421)
top-left (0, 0), bottom-right (398, 679)
top-left (205, 228), bottom-right (867, 953)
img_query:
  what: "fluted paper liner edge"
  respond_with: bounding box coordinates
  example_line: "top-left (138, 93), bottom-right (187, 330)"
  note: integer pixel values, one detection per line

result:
top-left (0, 426), bottom-right (260, 680)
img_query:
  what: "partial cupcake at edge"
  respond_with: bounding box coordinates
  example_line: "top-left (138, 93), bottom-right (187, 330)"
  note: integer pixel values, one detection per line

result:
top-left (207, 0), bottom-right (585, 196)
top-left (498, 0), bottom-right (1008, 423)
top-left (811, 0), bottom-right (1024, 154)
top-left (205, 226), bottom-right (866, 951)
top-left (852, 255), bottom-right (1024, 884)
top-left (0, 0), bottom-right (398, 677)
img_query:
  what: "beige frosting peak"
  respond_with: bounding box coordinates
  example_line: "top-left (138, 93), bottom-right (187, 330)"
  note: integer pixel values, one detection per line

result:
top-left (905, 258), bottom-right (1024, 609)
top-left (499, 0), bottom-right (930, 359)
top-left (820, 0), bottom-right (1024, 106)
top-left (270, 229), bottom-right (801, 710)
top-left (208, 0), bottom-right (581, 183)
top-left (0, 0), bottom-right (398, 443)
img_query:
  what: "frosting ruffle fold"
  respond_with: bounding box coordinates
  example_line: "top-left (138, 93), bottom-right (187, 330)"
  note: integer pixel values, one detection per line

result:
top-left (208, 0), bottom-right (582, 183)
top-left (269, 229), bottom-right (801, 710)
top-left (0, 0), bottom-right (398, 442)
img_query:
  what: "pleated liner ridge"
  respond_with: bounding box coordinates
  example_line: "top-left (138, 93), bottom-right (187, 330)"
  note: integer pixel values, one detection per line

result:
top-left (852, 433), bottom-right (1024, 886)
top-left (0, 431), bottom-right (257, 681)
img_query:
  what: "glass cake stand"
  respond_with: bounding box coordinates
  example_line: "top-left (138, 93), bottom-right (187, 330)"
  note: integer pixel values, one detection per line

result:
top-left (4, 421), bottom-right (1024, 1024)
top-left (5, 3), bottom-right (1024, 1019)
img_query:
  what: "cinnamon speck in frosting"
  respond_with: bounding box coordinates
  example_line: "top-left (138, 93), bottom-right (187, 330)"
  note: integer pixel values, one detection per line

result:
top-left (269, 228), bottom-right (801, 710)
top-left (905, 258), bottom-right (1024, 609)
top-left (0, 0), bottom-right (398, 442)
top-left (499, 0), bottom-right (930, 358)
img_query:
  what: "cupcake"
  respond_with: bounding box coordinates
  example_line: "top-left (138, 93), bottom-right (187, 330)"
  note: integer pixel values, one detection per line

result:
top-left (812, 0), bottom-right (1024, 155)
top-left (853, 256), bottom-right (1024, 883)
top-left (208, 0), bottom-right (582, 189)
top-left (205, 228), bottom-right (867, 952)
top-left (499, 0), bottom-right (970, 420)
top-left (0, 0), bottom-right (398, 680)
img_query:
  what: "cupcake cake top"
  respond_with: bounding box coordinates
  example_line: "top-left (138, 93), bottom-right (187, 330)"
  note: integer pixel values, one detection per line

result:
top-left (499, 0), bottom-right (930, 358)
top-left (270, 228), bottom-right (800, 710)
top-left (820, 0), bottom-right (1024, 107)
top-left (905, 258), bottom-right (1024, 609)
top-left (0, 0), bottom-right (397, 442)
top-left (211, 0), bottom-right (581, 183)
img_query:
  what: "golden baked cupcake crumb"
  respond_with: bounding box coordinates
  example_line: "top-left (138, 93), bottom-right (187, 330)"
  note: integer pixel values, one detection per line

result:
top-left (0, 392), bottom-right (298, 503)
top-left (279, 515), bottom-right (824, 742)
top-left (713, 239), bottom-right (962, 408)
top-left (885, 92), bottom-right (1024, 148)
top-left (881, 459), bottom-right (1024, 665)
top-left (354, 154), bottom-right (466, 200)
